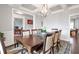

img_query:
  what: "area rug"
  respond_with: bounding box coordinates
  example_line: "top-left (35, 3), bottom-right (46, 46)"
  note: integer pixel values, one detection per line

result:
top-left (54, 40), bottom-right (71, 54)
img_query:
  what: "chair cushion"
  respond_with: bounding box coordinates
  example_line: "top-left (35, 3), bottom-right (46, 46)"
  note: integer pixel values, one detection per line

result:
top-left (7, 47), bottom-right (23, 54)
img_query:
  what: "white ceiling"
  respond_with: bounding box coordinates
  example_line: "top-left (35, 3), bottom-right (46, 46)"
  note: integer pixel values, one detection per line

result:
top-left (9, 4), bottom-right (79, 16)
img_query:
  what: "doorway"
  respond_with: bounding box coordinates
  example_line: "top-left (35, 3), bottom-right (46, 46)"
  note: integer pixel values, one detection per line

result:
top-left (70, 14), bottom-right (79, 30)
top-left (14, 18), bottom-right (23, 30)
top-left (69, 13), bottom-right (79, 44)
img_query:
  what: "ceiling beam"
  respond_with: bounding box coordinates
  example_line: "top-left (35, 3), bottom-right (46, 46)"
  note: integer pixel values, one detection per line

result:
top-left (51, 9), bottom-right (63, 15)
top-left (68, 5), bottom-right (79, 10)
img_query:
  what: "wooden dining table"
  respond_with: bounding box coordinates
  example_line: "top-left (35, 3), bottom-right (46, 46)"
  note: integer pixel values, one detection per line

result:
top-left (14, 35), bottom-right (43, 54)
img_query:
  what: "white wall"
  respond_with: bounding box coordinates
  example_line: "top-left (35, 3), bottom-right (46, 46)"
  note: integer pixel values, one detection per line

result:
top-left (13, 13), bottom-right (33, 30)
top-left (35, 15), bottom-right (44, 29)
top-left (43, 10), bottom-right (70, 41)
top-left (35, 7), bottom-right (79, 41)
top-left (0, 5), bottom-right (14, 46)
top-left (25, 15), bottom-right (33, 30)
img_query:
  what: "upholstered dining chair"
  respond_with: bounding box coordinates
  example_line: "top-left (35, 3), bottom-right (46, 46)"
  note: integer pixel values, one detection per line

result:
top-left (38, 33), bottom-right (54, 54)
top-left (14, 29), bottom-right (22, 37)
top-left (32, 33), bottom-right (54, 54)
top-left (53, 31), bottom-right (59, 53)
top-left (0, 37), bottom-right (25, 54)
top-left (22, 30), bottom-right (30, 37)
top-left (57, 30), bottom-right (62, 47)
top-left (31, 29), bottom-right (37, 35)
top-left (31, 29), bottom-right (42, 36)
top-left (14, 29), bottom-right (23, 47)
top-left (70, 29), bottom-right (78, 38)
top-left (43, 35), bottom-right (53, 54)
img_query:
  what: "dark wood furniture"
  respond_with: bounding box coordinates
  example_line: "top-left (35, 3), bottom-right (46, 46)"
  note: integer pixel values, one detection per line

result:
top-left (58, 30), bottom-right (62, 47)
top-left (0, 37), bottom-right (24, 54)
top-left (22, 30), bottom-right (30, 36)
top-left (14, 30), bottom-right (61, 54)
top-left (14, 29), bottom-right (23, 47)
top-left (31, 29), bottom-right (41, 35)
top-left (33, 32), bottom-right (57, 54)
top-left (43, 33), bottom-right (54, 54)
top-left (14, 28), bottom-right (22, 36)
top-left (70, 29), bottom-right (78, 38)
top-left (53, 31), bottom-right (60, 53)
top-left (52, 28), bottom-right (58, 30)
top-left (15, 35), bottom-right (43, 54)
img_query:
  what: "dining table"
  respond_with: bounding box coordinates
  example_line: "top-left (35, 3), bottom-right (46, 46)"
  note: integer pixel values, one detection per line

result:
top-left (14, 30), bottom-right (58, 54)
top-left (14, 35), bottom-right (44, 54)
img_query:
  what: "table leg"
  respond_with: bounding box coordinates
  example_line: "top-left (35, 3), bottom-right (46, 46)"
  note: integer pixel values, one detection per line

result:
top-left (28, 47), bottom-right (32, 54)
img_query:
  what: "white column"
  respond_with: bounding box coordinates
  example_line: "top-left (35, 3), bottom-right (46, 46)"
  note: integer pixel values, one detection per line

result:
top-left (23, 17), bottom-right (25, 30)
top-left (33, 15), bottom-right (36, 29)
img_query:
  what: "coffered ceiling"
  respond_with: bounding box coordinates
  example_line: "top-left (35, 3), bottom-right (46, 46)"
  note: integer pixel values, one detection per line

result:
top-left (9, 4), bottom-right (79, 16)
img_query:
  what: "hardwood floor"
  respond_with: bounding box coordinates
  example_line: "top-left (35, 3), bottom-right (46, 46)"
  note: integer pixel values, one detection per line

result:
top-left (71, 37), bottom-right (79, 54)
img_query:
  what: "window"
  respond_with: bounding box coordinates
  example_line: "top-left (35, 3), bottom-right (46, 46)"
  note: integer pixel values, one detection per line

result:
top-left (70, 20), bottom-right (74, 29)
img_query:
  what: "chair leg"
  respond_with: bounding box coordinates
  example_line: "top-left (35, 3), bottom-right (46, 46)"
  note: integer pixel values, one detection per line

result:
top-left (21, 49), bottom-right (27, 54)
top-left (21, 49), bottom-right (24, 54)
top-left (52, 47), bottom-right (54, 54)
top-left (57, 44), bottom-right (59, 52)
top-left (15, 43), bottom-right (19, 48)
top-left (58, 41), bottom-right (63, 48)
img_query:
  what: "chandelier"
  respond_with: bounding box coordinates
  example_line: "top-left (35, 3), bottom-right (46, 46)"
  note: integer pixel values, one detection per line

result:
top-left (40, 4), bottom-right (48, 17)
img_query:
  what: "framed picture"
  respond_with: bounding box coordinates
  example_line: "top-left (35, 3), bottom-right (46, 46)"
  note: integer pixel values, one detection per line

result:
top-left (27, 19), bottom-right (33, 24)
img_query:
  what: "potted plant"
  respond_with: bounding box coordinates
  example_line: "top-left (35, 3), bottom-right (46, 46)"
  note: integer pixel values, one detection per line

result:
top-left (0, 32), bottom-right (4, 41)
top-left (41, 26), bottom-right (47, 33)
top-left (0, 32), bottom-right (4, 38)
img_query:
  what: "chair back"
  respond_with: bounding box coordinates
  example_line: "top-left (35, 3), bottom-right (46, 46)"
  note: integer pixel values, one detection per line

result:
top-left (14, 29), bottom-right (22, 36)
top-left (52, 28), bottom-right (58, 30)
top-left (54, 31), bottom-right (59, 44)
top-left (58, 30), bottom-right (62, 39)
top-left (31, 29), bottom-right (41, 35)
top-left (70, 29), bottom-right (78, 38)
top-left (43, 33), bottom-right (54, 54)
top-left (22, 30), bottom-right (30, 37)
top-left (0, 37), bottom-right (7, 54)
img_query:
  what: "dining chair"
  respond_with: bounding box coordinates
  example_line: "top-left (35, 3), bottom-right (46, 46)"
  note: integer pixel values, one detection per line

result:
top-left (57, 30), bottom-right (62, 47)
top-left (32, 33), bottom-right (54, 54)
top-left (33, 32), bottom-right (55, 54)
top-left (53, 31), bottom-right (59, 53)
top-left (22, 30), bottom-right (30, 37)
top-left (31, 29), bottom-right (38, 35)
top-left (14, 29), bottom-right (23, 47)
top-left (0, 37), bottom-right (25, 54)
top-left (42, 33), bottom-right (55, 54)
top-left (52, 28), bottom-right (58, 30)
top-left (70, 29), bottom-right (78, 38)
top-left (31, 29), bottom-right (41, 35)
top-left (14, 29), bottom-right (22, 37)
